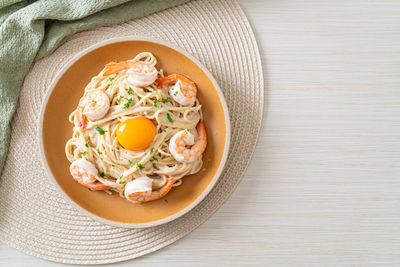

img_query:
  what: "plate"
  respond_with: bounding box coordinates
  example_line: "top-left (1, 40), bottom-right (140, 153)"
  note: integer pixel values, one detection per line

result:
top-left (39, 37), bottom-right (230, 228)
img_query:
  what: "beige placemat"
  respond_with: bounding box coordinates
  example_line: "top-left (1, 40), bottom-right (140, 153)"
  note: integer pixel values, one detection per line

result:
top-left (0, 0), bottom-right (263, 264)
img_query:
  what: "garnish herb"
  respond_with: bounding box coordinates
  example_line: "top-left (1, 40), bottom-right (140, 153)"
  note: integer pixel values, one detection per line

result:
top-left (150, 155), bottom-right (157, 162)
top-left (97, 151), bottom-right (102, 155)
top-left (117, 95), bottom-right (124, 103)
top-left (85, 157), bottom-right (88, 161)
top-left (95, 126), bottom-right (107, 135)
top-left (136, 163), bottom-right (144, 170)
top-left (174, 91), bottom-right (178, 96)
top-left (107, 77), bottom-right (114, 87)
top-left (124, 98), bottom-right (133, 108)
top-left (167, 113), bottom-right (173, 122)
top-left (150, 147), bottom-right (154, 154)
top-left (111, 164), bottom-right (115, 167)
top-left (154, 98), bottom-right (170, 107)
top-left (121, 180), bottom-right (126, 184)
top-left (79, 151), bottom-right (86, 156)
top-left (85, 142), bottom-right (89, 148)
top-left (116, 147), bottom-right (120, 150)
top-left (128, 160), bottom-right (133, 165)
top-left (100, 172), bottom-right (105, 177)
top-left (128, 87), bottom-right (134, 95)
top-left (164, 199), bottom-right (168, 203)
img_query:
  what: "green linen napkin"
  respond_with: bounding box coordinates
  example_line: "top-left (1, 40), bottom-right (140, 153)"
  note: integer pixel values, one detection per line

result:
top-left (0, 0), bottom-right (188, 175)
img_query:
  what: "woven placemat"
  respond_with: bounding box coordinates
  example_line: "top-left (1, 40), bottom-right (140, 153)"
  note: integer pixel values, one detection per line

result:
top-left (0, 0), bottom-right (263, 264)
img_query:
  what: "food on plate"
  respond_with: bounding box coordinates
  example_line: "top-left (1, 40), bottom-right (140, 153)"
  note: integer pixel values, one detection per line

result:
top-left (65, 52), bottom-right (207, 203)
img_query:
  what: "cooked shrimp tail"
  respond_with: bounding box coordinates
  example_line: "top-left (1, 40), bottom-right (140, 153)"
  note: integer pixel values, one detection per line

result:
top-left (156, 74), bottom-right (197, 106)
top-left (103, 60), bottom-right (158, 87)
top-left (169, 120), bottom-right (207, 163)
top-left (70, 159), bottom-right (110, 191)
top-left (76, 91), bottom-right (110, 129)
top-left (103, 61), bottom-right (135, 76)
top-left (194, 119), bottom-right (207, 153)
top-left (76, 107), bottom-right (86, 129)
top-left (124, 177), bottom-right (175, 203)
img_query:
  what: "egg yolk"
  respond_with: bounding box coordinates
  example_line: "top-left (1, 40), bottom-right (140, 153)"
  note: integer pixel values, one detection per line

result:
top-left (116, 117), bottom-right (156, 151)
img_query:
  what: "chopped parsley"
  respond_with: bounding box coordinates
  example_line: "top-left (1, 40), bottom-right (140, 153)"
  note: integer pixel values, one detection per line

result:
top-left (150, 147), bottom-right (154, 154)
top-left (106, 176), bottom-right (113, 180)
top-left (100, 172), bottom-right (105, 177)
top-left (128, 160), bottom-right (133, 165)
top-left (85, 142), bottom-right (89, 148)
top-left (164, 199), bottom-right (168, 203)
top-left (116, 147), bottom-right (120, 150)
top-left (124, 98), bottom-right (133, 108)
top-left (85, 157), bottom-right (88, 161)
top-left (136, 163), bottom-right (144, 170)
top-left (95, 126), bottom-right (107, 135)
top-left (174, 90), bottom-right (178, 96)
top-left (128, 87), bottom-right (134, 95)
top-left (79, 151), bottom-right (86, 156)
top-left (111, 164), bottom-right (115, 167)
top-left (97, 151), bottom-right (102, 155)
top-left (107, 77), bottom-right (114, 87)
top-left (150, 155), bottom-right (157, 162)
top-left (167, 113), bottom-right (173, 123)
top-left (154, 98), bottom-right (170, 107)
top-left (117, 95), bottom-right (124, 103)
top-left (121, 180), bottom-right (126, 184)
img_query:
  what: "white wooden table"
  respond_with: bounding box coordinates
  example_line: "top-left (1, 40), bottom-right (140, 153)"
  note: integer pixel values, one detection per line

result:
top-left (2, 0), bottom-right (400, 266)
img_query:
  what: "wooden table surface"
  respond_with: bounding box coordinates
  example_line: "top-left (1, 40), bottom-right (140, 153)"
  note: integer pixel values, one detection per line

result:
top-left (1, 0), bottom-right (400, 266)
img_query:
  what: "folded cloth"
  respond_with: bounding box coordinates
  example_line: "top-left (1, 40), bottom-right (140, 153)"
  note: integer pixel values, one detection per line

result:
top-left (0, 0), bottom-right (188, 175)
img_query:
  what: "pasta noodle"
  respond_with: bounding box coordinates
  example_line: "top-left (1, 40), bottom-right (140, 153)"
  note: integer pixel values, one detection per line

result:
top-left (65, 52), bottom-right (204, 199)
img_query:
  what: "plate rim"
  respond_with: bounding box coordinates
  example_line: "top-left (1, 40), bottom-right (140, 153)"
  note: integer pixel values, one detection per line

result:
top-left (38, 36), bottom-right (231, 228)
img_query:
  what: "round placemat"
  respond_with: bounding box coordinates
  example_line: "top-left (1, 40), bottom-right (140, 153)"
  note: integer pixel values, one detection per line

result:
top-left (0, 0), bottom-right (263, 264)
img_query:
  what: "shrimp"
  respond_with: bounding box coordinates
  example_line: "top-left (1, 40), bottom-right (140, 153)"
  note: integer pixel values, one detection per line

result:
top-left (103, 61), bottom-right (157, 87)
top-left (76, 90), bottom-right (110, 129)
top-left (169, 120), bottom-right (207, 163)
top-left (69, 159), bottom-right (110, 191)
top-left (124, 176), bottom-right (175, 203)
top-left (155, 74), bottom-right (197, 106)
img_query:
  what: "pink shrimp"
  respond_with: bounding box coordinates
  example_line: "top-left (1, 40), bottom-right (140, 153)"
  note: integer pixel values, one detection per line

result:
top-left (69, 159), bottom-right (110, 191)
top-left (169, 120), bottom-right (207, 163)
top-left (103, 61), bottom-right (157, 87)
top-left (124, 177), bottom-right (175, 203)
top-left (76, 90), bottom-right (110, 129)
top-left (155, 74), bottom-right (197, 106)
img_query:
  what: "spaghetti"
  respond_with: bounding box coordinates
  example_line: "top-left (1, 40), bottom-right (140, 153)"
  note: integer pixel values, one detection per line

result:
top-left (65, 52), bottom-right (206, 203)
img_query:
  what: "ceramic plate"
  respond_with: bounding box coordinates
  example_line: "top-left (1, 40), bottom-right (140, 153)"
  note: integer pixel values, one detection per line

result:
top-left (39, 37), bottom-right (230, 228)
